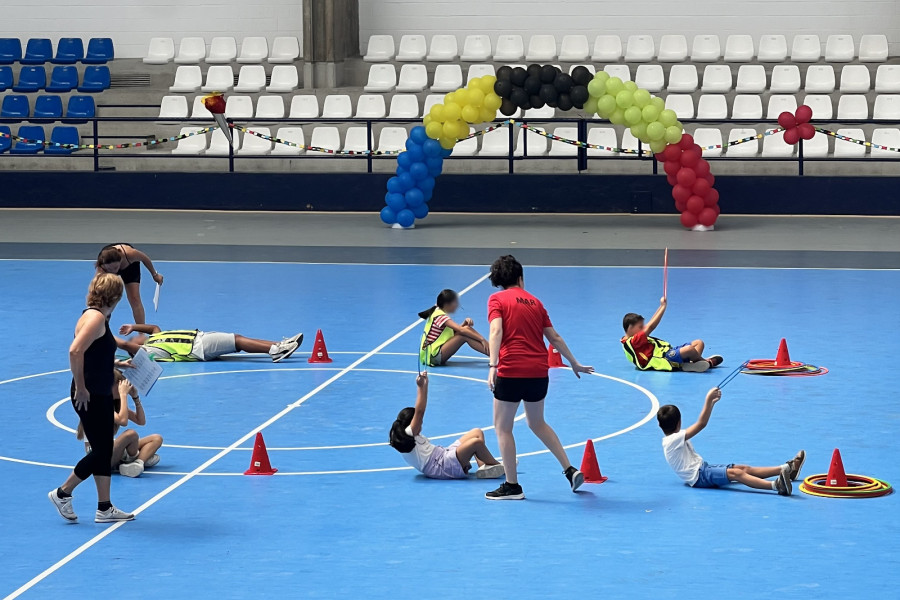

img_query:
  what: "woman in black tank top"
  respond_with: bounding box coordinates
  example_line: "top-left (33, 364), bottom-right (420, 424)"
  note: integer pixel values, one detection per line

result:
top-left (96, 243), bottom-right (164, 325)
top-left (49, 273), bottom-right (136, 524)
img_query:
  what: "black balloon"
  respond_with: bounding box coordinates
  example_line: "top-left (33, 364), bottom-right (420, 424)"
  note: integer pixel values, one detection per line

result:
top-left (527, 64), bottom-right (542, 78)
top-left (496, 65), bottom-right (513, 81)
top-left (540, 64), bottom-right (557, 83)
top-left (553, 73), bottom-right (574, 93)
top-left (499, 98), bottom-right (517, 116)
top-left (523, 75), bottom-right (541, 95)
top-left (571, 65), bottom-right (593, 86)
top-left (557, 93), bottom-right (573, 111)
top-left (539, 83), bottom-right (558, 104)
top-left (529, 94), bottom-right (545, 109)
top-left (569, 85), bottom-right (589, 106)
top-left (511, 67), bottom-right (528, 87)
top-left (494, 79), bottom-right (513, 99)
top-left (510, 88), bottom-right (529, 109)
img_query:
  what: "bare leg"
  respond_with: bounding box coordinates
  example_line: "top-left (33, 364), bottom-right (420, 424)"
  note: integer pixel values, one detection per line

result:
top-left (728, 466), bottom-right (777, 490)
top-left (493, 400), bottom-right (519, 483)
top-left (740, 465), bottom-right (784, 478)
top-left (59, 472), bottom-right (84, 495)
top-left (436, 336), bottom-right (468, 364)
top-left (93, 475), bottom-right (111, 503)
top-left (137, 434), bottom-right (164, 463)
top-left (111, 430), bottom-right (139, 468)
top-left (465, 338), bottom-right (489, 356)
top-left (455, 429), bottom-right (500, 467)
top-left (234, 334), bottom-right (277, 353)
top-left (679, 340), bottom-right (706, 362)
top-left (523, 400), bottom-right (572, 470)
top-left (125, 283), bottom-right (145, 325)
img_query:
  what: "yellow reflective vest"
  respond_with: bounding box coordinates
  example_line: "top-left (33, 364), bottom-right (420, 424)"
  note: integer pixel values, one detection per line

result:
top-left (621, 333), bottom-right (675, 371)
top-left (419, 309), bottom-right (454, 367)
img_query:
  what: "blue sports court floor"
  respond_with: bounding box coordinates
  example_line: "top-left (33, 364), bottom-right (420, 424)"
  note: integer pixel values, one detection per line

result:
top-left (1, 253), bottom-right (898, 598)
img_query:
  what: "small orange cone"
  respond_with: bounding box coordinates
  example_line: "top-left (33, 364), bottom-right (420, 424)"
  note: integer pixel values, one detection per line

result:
top-left (580, 439), bottom-right (608, 484)
top-left (244, 432), bottom-right (277, 475)
top-left (826, 448), bottom-right (847, 487)
top-left (775, 338), bottom-right (792, 367)
top-left (308, 329), bottom-right (332, 363)
top-left (548, 345), bottom-right (564, 368)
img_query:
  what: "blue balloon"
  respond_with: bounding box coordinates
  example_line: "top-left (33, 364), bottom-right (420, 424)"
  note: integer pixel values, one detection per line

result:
top-left (386, 176), bottom-right (404, 194)
top-left (385, 192), bottom-right (406, 211)
top-left (423, 138), bottom-right (442, 157)
top-left (410, 126), bottom-right (429, 145)
top-left (398, 172), bottom-right (415, 191)
top-left (409, 162), bottom-right (429, 181)
top-left (420, 186), bottom-right (433, 202)
top-left (417, 177), bottom-right (436, 193)
top-left (440, 146), bottom-right (454, 158)
top-left (426, 156), bottom-right (443, 177)
top-left (397, 209), bottom-right (415, 228)
top-left (397, 151), bottom-right (413, 170)
top-left (412, 203), bottom-right (429, 219)
top-left (405, 141), bottom-right (425, 162)
top-left (405, 188), bottom-right (425, 208)
top-left (380, 206), bottom-right (398, 225)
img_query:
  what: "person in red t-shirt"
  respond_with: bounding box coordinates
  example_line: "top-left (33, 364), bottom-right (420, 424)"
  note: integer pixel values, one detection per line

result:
top-left (484, 255), bottom-right (594, 501)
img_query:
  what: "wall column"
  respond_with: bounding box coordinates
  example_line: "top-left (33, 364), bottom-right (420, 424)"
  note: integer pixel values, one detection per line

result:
top-left (302, 0), bottom-right (359, 88)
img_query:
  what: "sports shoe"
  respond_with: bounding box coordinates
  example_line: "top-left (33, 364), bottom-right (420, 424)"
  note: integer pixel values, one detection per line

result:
top-left (269, 340), bottom-right (299, 363)
top-left (95, 505), bottom-right (135, 523)
top-left (476, 464), bottom-right (506, 479)
top-left (565, 466), bottom-right (585, 492)
top-left (707, 355), bottom-right (724, 368)
top-left (119, 459), bottom-right (145, 478)
top-left (284, 332), bottom-right (304, 346)
top-left (682, 360), bottom-right (711, 373)
top-left (144, 454), bottom-right (160, 469)
top-left (48, 489), bottom-right (77, 522)
top-left (774, 464), bottom-right (793, 496)
top-left (485, 482), bottom-right (525, 500)
top-left (788, 450), bottom-right (806, 481)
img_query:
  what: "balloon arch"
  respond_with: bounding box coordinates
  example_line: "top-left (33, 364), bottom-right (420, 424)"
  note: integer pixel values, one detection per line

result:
top-left (381, 65), bottom-right (720, 230)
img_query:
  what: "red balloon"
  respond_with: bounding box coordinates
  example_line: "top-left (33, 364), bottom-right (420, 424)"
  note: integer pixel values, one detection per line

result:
top-left (678, 134), bottom-right (695, 150)
top-left (704, 188), bottom-right (720, 206)
top-left (675, 199), bottom-right (687, 213)
top-left (783, 127), bottom-right (800, 145)
top-left (664, 160), bottom-right (681, 176)
top-left (676, 167), bottom-right (697, 188)
top-left (705, 173), bottom-right (715, 186)
top-left (694, 159), bottom-right (711, 177)
top-left (795, 104), bottom-right (813, 124)
top-left (713, 204), bottom-right (721, 217)
top-left (680, 149), bottom-right (701, 168)
top-left (798, 123), bottom-right (815, 140)
top-left (663, 144), bottom-right (683, 163)
top-left (698, 207), bottom-right (717, 227)
top-left (672, 184), bottom-right (692, 203)
top-left (654, 152), bottom-right (667, 162)
top-left (778, 111), bottom-right (797, 129)
top-left (691, 144), bottom-right (703, 155)
top-left (666, 174), bottom-right (678, 187)
top-left (692, 178), bottom-right (711, 197)
top-left (686, 195), bottom-right (704, 215)
top-left (680, 210), bottom-right (698, 228)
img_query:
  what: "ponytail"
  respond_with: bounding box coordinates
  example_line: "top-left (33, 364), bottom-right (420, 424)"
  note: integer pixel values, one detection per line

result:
top-left (417, 289), bottom-right (459, 320)
top-left (389, 407), bottom-right (416, 453)
top-left (418, 306), bottom-right (437, 320)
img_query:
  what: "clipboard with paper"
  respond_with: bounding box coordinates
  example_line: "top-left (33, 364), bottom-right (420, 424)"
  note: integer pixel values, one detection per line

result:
top-left (123, 348), bottom-right (162, 397)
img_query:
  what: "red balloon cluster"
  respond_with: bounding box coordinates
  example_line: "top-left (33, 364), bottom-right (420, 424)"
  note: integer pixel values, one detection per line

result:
top-left (778, 104), bottom-right (814, 145)
top-left (655, 133), bottom-right (719, 229)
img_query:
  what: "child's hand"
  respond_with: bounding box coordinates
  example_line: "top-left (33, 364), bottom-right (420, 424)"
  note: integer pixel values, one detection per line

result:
top-left (706, 387), bottom-right (722, 404)
top-left (462, 317), bottom-right (474, 327)
top-left (119, 324), bottom-right (134, 335)
top-left (571, 363), bottom-right (594, 378)
top-left (416, 373), bottom-right (428, 388)
top-left (660, 296), bottom-right (667, 307)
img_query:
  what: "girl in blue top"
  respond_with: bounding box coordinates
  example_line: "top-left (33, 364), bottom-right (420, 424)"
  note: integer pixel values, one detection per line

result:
top-left (418, 289), bottom-right (489, 367)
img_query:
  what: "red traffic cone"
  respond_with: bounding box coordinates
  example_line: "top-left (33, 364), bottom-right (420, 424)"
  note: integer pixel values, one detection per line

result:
top-left (580, 439), bottom-right (608, 484)
top-left (548, 344), bottom-right (565, 368)
top-left (826, 448), bottom-right (847, 487)
top-left (308, 329), bottom-right (332, 363)
top-left (244, 432), bottom-right (277, 475)
top-left (775, 338), bottom-right (792, 367)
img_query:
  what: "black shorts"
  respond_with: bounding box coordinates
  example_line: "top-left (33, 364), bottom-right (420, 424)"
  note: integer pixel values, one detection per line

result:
top-left (118, 261), bottom-right (141, 285)
top-left (493, 376), bottom-right (549, 403)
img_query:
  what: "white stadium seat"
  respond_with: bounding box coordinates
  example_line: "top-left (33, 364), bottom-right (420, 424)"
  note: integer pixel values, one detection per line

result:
top-left (592, 35), bottom-right (622, 62)
top-left (701, 65), bottom-right (732, 93)
top-left (355, 94), bottom-right (386, 118)
top-left (658, 35), bottom-right (688, 62)
top-left (201, 66), bottom-right (234, 92)
top-left (770, 65), bottom-right (801, 93)
top-left (268, 37), bottom-right (300, 63)
top-left (724, 35), bottom-right (754, 62)
top-left (343, 127), bottom-right (373, 152)
top-left (526, 34), bottom-right (558, 61)
top-left (625, 35), bottom-right (654, 62)
top-left (377, 127), bottom-right (408, 152)
top-left (803, 133), bottom-right (829, 157)
top-left (692, 128), bottom-right (723, 157)
top-left (665, 94), bottom-right (695, 118)
top-left (691, 35), bottom-right (721, 62)
top-left (461, 35), bottom-right (492, 61)
top-left (233, 65), bottom-right (266, 92)
top-left (876, 65), bottom-right (900, 93)
top-left (727, 128), bottom-right (758, 156)
top-left (322, 95), bottom-right (352, 118)
top-left (427, 34), bottom-right (459, 61)
top-left (805, 65), bottom-right (836, 93)
top-left (837, 95), bottom-right (869, 119)
top-left (206, 129), bottom-right (239, 155)
top-left (388, 95), bottom-right (420, 118)
top-left (802, 95), bottom-right (834, 119)
top-left (569, 64), bottom-right (596, 75)
top-left (171, 127), bottom-right (207, 154)
top-left (735, 65), bottom-right (766, 93)
top-left (874, 95), bottom-right (900, 119)
top-left (237, 37), bottom-right (268, 64)
top-left (397, 35), bottom-right (427, 61)
top-left (758, 35), bottom-right (788, 62)
top-left (871, 129), bottom-right (900, 157)
top-left (834, 129), bottom-right (866, 157)
top-left (364, 35), bottom-right (395, 62)
top-left (603, 64), bottom-right (631, 81)
top-left (254, 95), bottom-right (284, 121)
top-left (859, 34), bottom-right (889, 62)
top-left (363, 64), bottom-right (397, 92)
top-left (732, 95), bottom-right (763, 119)
top-left (206, 37), bottom-right (237, 64)
top-left (697, 95), bottom-right (728, 119)
top-left (467, 64), bottom-right (496, 84)
top-left (762, 129), bottom-right (794, 156)
top-left (271, 127), bottom-right (305, 155)
top-left (396, 64), bottom-right (428, 92)
top-left (494, 34), bottom-right (525, 61)
top-left (175, 37), bottom-right (206, 64)
top-left (169, 65), bottom-right (202, 92)
top-left (620, 130), bottom-right (640, 153)
top-left (840, 65), bottom-right (871, 93)
top-left (479, 127), bottom-right (515, 156)
top-left (586, 127), bottom-right (617, 156)
top-left (515, 127), bottom-right (548, 156)
top-left (558, 35), bottom-right (590, 61)
top-left (635, 65), bottom-right (664, 92)
top-left (549, 127), bottom-right (578, 156)
top-left (309, 126), bottom-right (341, 152)
top-left (422, 94), bottom-right (444, 117)
top-left (266, 65), bottom-right (298, 93)
top-left (190, 95), bottom-right (212, 119)
top-left (766, 95), bottom-right (797, 119)
top-left (453, 127), bottom-right (478, 156)
top-left (524, 105), bottom-right (555, 119)
top-left (289, 95), bottom-right (319, 118)
top-left (667, 65), bottom-right (698, 92)
top-left (431, 64), bottom-right (463, 92)
top-left (157, 95), bottom-right (188, 122)
top-left (224, 95), bottom-right (253, 120)
top-left (239, 127), bottom-right (272, 155)
top-left (144, 37), bottom-right (175, 65)
top-left (791, 34), bottom-right (821, 62)
top-left (825, 35), bottom-right (855, 62)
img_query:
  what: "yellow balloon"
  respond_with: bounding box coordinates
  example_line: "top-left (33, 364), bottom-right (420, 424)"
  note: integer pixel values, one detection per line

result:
top-left (594, 71), bottom-right (610, 83)
top-left (479, 75), bottom-right (497, 95)
top-left (429, 104), bottom-right (445, 122)
top-left (647, 121), bottom-right (665, 141)
top-left (624, 80), bottom-right (638, 92)
top-left (479, 106), bottom-right (495, 122)
top-left (439, 136), bottom-right (456, 150)
top-left (461, 104), bottom-right (480, 123)
top-left (651, 96), bottom-right (666, 111)
top-left (631, 122), bottom-right (649, 142)
top-left (605, 77), bottom-right (624, 96)
top-left (425, 121), bottom-right (444, 140)
top-left (443, 102), bottom-right (461, 121)
top-left (444, 91), bottom-right (457, 106)
top-left (423, 114), bottom-right (432, 127)
top-left (649, 139), bottom-right (667, 153)
top-left (609, 107), bottom-right (626, 125)
top-left (468, 88), bottom-right (485, 108)
top-left (484, 92), bottom-right (502, 111)
top-left (455, 89), bottom-right (470, 107)
top-left (442, 121), bottom-right (458, 138)
top-left (455, 120), bottom-right (470, 139)
top-left (664, 125), bottom-right (683, 144)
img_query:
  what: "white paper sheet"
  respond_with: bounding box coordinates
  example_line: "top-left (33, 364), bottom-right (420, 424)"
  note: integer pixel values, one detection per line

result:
top-left (153, 283), bottom-right (161, 311)
top-left (123, 348), bottom-right (162, 397)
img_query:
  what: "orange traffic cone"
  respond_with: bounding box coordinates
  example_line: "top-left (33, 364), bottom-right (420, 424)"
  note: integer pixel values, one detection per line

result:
top-left (775, 338), bottom-right (792, 367)
top-left (308, 329), bottom-right (332, 363)
top-left (826, 448), bottom-right (847, 487)
top-left (548, 344), bottom-right (564, 368)
top-left (244, 432), bottom-right (277, 475)
top-left (580, 439), bottom-right (608, 484)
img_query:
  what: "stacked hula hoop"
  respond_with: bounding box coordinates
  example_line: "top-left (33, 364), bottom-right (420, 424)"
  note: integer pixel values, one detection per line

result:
top-left (800, 475), bottom-right (893, 498)
top-left (741, 359), bottom-right (828, 377)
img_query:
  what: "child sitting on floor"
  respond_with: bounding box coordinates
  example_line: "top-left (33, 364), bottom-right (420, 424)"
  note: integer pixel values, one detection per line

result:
top-left (657, 387), bottom-right (805, 495)
top-left (621, 296), bottom-right (723, 372)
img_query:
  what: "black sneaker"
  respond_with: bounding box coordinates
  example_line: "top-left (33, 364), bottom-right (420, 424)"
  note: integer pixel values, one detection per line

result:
top-left (485, 482), bottom-right (525, 501)
top-left (707, 355), bottom-right (724, 368)
top-left (564, 466), bottom-right (585, 492)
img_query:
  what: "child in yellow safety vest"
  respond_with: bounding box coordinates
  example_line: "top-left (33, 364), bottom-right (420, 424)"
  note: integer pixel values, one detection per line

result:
top-left (621, 296), bottom-right (723, 372)
top-left (419, 289), bottom-right (489, 367)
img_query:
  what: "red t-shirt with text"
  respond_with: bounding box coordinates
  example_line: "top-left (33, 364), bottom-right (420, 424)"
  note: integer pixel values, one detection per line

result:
top-left (488, 288), bottom-right (552, 378)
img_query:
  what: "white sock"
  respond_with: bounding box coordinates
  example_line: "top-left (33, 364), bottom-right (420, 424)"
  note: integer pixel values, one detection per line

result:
top-left (771, 481), bottom-right (777, 490)
top-left (268, 344), bottom-right (278, 354)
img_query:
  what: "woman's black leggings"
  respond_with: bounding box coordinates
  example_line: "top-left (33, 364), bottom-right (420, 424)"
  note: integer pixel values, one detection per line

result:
top-left (72, 394), bottom-right (114, 480)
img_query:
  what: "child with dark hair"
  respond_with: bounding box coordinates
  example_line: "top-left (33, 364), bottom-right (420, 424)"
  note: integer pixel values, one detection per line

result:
top-left (96, 243), bottom-right (163, 325)
top-left (657, 387), bottom-right (805, 495)
top-left (418, 289), bottom-right (489, 367)
top-left (390, 373), bottom-right (505, 480)
top-left (621, 296), bottom-right (722, 372)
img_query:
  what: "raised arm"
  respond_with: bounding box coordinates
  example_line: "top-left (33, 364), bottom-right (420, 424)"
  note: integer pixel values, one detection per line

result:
top-left (644, 297), bottom-right (667, 335)
top-left (114, 379), bottom-right (132, 427)
top-left (543, 327), bottom-right (594, 378)
top-left (683, 387), bottom-right (722, 441)
top-left (120, 323), bottom-right (162, 335)
top-left (131, 248), bottom-right (163, 285)
top-left (70, 312), bottom-right (106, 410)
top-left (409, 373), bottom-right (429, 436)
top-left (128, 385), bottom-right (146, 426)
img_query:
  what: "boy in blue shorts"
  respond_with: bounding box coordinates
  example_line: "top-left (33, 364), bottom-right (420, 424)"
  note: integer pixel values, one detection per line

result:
top-left (657, 387), bottom-right (805, 495)
top-left (621, 296), bottom-right (723, 372)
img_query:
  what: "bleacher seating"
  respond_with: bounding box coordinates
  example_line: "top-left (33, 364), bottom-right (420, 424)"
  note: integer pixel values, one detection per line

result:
top-left (658, 35), bottom-right (688, 62)
top-left (876, 65), bottom-right (900, 93)
top-left (46, 66), bottom-right (78, 92)
top-left (388, 95), bottom-right (419, 118)
top-left (33, 95), bottom-right (63, 119)
top-left (603, 65), bottom-right (631, 81)
top-left (770, 65), bottom-right (801, 93)
top-left (525, 35), bottom-right (557, 62)
top-left (11, 125), bottom-right (44, 153)
top-left (66, 96), bottom-right (96, 120)
top-left (840, 65), bottom-right (871, 92)
top-left (803, 95), bottom-right (834, 118)
top-left (396, 64), bottom-right (428, 92)
top-left (191, 96), bottom-right (213, 119)
top-left (592, 36), bottom-right (622, 62)
top-left (0, 125), bottom-right (11, 153)
top-left (727, 128), bottom-right (759, 156)
top-left (691, 35), bottom-right (721, 62)
top-left (871, 128), bottom-right (900, 157)
top-left (355, 94), bottom-right (386, 118)
top-left (364, 35), bottom-right (395, 62)
top-left (144, 38), bottom-right (176, 64)
top-left (665, 95), bottom-right (695, 118)
top-left (170, 66), bottom-right (202, 92)
top-left (0, 39), bottom-right (23, 64)
top-left (52, 38), bottom-right (84, 64)
top-left (0, 67), bottom-right (12, 91)
top-left (207, 37), bottom-right (238, 64)
top-left (697, 95), bottom-right (728, 118)
top-left (461, 35), bottom-right (492, 61)
top-left (767, 95), bottom-right (798, 118)
top-left (732, 95), bottom-right (763, 119)
top-left (805, 66), bottom-right (836, 93)
top-left (239, 127), bottom-right (272, 155)
top-left (237, 37), bottom-right (268, 64)
top-left (667, 65), bottom-right (698, 92)
top-left (364, 64), bottom-right (397, 92)
top-left (84, 38), bottom-right (114, 63)
top-left (625, 35), bottom-right (655, 62)
top-left (22, 39), bottom-right (53, 64)
top-left (874, 95), bottom-right (900, 119)
top-left (735, 65), bottom-right (766, 93)
top-left (791, 35), bottom-right (821, 62)
top-left (397, 35), bottom-right (427, 61)
top-left (271, 127), bottom-right (305, 155)
top-left (834, 128), bottom-right (866, 157)
top-left (825, 35), bottom-right (855, 62)
top-left (45, 126), bottom-right (79, 154)
top-left (837, 95), bottom-right (869, 118)
top-left (206, 128), bottom-right (239, 155)
top-left (234, 65), bottom-right (267, 92)
top-left (269, 37), bottom-right (301, 63)
top-left (158, 95), bottom-right (189, 122)
top-left (635, 65), bottom-right (664, 92)
top-left (310, 126), bottom-right (341, 151)
top-left (427, 35), bottom-right (459, 61)
top-left (432, 65), bottom-right (463, 92)
top-left (175, 38), bottom-right (207, 64)
top-left (377, 127), bottom-right (408, 152)
top-left (289, 95), bottom-right (319, 118)
top-left (762, 128), bottom-right (794, 156)
top-left (13, 67), bottom-right (46, 92)
top-left (322, 95), bottom-right (352, 118)
top-left (494, 35), bottom-right (525, 61)
top-left (255, 95), bottom-right (285, 121)
top-left (859, 35), bottom-right (889, 62)
top-left (758, 35), bottom-right (788, 62)
top-left (202, 66), bottom-right (234, 92)
top-left (77, 66), bottom-right (110, 92)
top-left (586, 127), bottom-right (617, 156)
top-left (724, 35), bottom-right (755, 61)
top-left (693, 128), bottom-right (723, 156)
top-left (1, 95), bottom-right (29, 119)
top-left (267, 65), bottom-right (299, 93)
top-left (343, 126), bottom-right (373, 152)
top-left (171, 128), bottom-right (207, 154)
top-left (549, 127), bottom-right (578, 156)
top-left (701, 65), bottom-right (732, 92)
top-left (467, 64), bottom-right (496, 84)
top-left (224, 95), bottom-right (253, 119)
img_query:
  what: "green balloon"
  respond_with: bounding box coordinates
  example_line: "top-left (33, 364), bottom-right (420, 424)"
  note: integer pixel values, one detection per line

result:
top-left (647, 121), bottom-right (665, 141)
top-left (596, 94), bottom-right (617, 118)
top-left (633, 89), bottom-right (651, 108)
top-left (641, 104), bottom-right (660, 123)
top-left (659, 109), bottom-right (678, 128)
top-left (616, 90), bottom-right (634, 109)
top-left (594, 71), bottom-right (610, 83)
top-left (623, 80), bottom-right (638, 92)
top-left (609, 107), bottom-right (626, 125)
top-left (630, 122), bottom-right (648, 142)
top-left (605, 77), bottom-right (624, 97)
top-left (583, 96), bottom-right (599, 115)
top-left (665, 125), bottom-right (683, 144)
top-left (587, 78), bottom-right (607, 98)
top-left (650, 139), bottom-right (667, 153)
top-left (651, 96), bottom-right (666, 111)
top-left (624, 106), bottom-right (643, 126)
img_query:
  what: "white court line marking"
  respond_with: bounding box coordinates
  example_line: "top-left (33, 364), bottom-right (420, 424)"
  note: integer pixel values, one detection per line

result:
top-left (0, 369), bottom-right (69, 386)
top-left (1, 272), bottom-right (490, 600)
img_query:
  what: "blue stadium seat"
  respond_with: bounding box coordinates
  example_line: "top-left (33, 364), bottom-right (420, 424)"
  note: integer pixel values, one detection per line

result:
top-left (77, 65), bottom-right (110, 92)
top-left (10, 125), bottom-right (44, 154)
top-left (52, 38), bottom-right (84, 64)
top-left (0, 39), bottom-right (23, 64)
top-left (45, 126), bottom-right (79, 154)
top-left (66, 95), bottom-right (95, 121)
top-left (45, 66), bottom-right (78, 92)
top-left (0, 126), bottom-right (10, 153)
top-left (12, 66), bottom-right (47, 92)
top-left (0, 66), bottom-right (12, 91)
top-left (33, 95), bottom-right (63, 119)
top-left (0, 95), bottom-right (29, 119)
top-left (83, 38), bottom-right (114, 63)
top-left (21, 39), bottom-right (53, 64)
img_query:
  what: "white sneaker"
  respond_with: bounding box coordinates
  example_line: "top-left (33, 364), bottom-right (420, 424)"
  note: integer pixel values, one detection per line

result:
top-left (119, 459), bottom-right (145, 478)
top-left (283, 332), bottom-right (303, 346)
top-left (269, 340), bottom-right (299, 362)
top-left (682, 360), bottom-right (711, 373)
top-left (144, 454), bottom-right (160, 469)
top-left (48, 489), bottom-right (77, 522)
top-left (476, 464), bottom-right (506, 479)
top-left (95, 505), bottom-right (135, 523)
